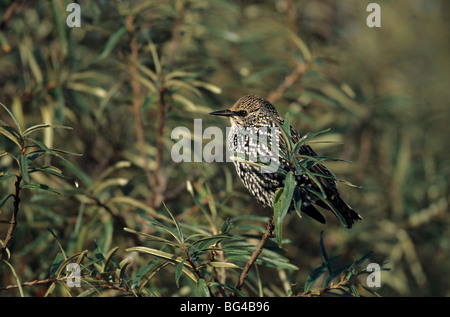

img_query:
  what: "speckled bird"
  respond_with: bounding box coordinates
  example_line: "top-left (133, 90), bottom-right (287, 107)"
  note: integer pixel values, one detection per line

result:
top-left (210, 95), bottom-right (362, 228)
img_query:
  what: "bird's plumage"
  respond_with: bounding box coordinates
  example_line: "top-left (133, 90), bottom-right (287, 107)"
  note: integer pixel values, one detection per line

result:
top-left (210, 95), bottom-right (362, 228)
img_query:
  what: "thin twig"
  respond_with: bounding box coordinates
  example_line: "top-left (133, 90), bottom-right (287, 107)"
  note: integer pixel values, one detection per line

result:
top-left (149, 84), bottom-right (168, 208)
top-left (267, 62), bottom-right (307, 104)
top-left (209, 250), bottom-right (227, 297)
top-left (0, 175), bottom-right (22, 262)
top-left (0, 276), bottom-right (66, 291)
top-left (300, 279), bottom-right (350, 297)
top-left (0, 275), bottom-right (138, 296)
top-left (232, 218), bottom-right (275, 295)
top-left (168, 0), bottom-right (186, 66)
top-left (125, 15), bottom-right (154, 205)
top-left (182, 247), bottom-right (214, 296)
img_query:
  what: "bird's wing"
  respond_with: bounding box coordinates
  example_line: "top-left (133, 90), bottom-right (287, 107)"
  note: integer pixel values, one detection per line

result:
top-left (287, 125), bottom-right (339, 193)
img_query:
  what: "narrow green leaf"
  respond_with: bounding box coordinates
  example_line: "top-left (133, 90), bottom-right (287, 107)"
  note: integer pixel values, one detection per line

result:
top-left (339, 178), bottom-right (362, 188)
top-left (94, 26), bottom-right (127, 63)
top-left (46, 227), bottom-right (68, 260)
top-left (292, 128), bottom-right (331, 156)
top-left (102, 246), bottom-right (120, 272)
top-left (304, 254), bottom-right (341, 293)
top-left (123, 227), bottom-right (180, 248)
top-left (175, 260), bottom-right (185, 288)
top-left (197, 278), bottom-right (210, 297)
top-left (23, 124), bottom-right (72, 138)
top-left (163, 202), bottom-right (184, 244)
top-left (305, 186), bottom-right (347, 226)
top-left (0, 194), bottom-right (14, 209)
top-left (127, 247), bottom-right (198, 285)
top-left (273, 171), bottom-right (295, 247)
top-left (128, 58), bottom-right (157, 82)
top-left (26, 137), bottom-right (51, 152)
top-left (49, 148), bottom-right (83, 157)
top-left (263, 107), bottom-right (293, 156)
top-left (203, 261), bottom-right (241, 269)
top-left (280, 171), bottom-right (295, 215)
top-left (148, 41), bottom-right (161, 75)
top-left (319, 232), bottom-right (335, 287)
top-left (49, 252), bottom-right (64, 277)
top-left (192, 234), bottom-right (231, 251)
top-left (28, 166), bottom-right (65, 179)
top-left (292, 186), bottom-right (302, 218)
top-left (131, 257), bottom-right (157, 289)
top-left (0, 102), bottom-right (22, 134)
top-left (94, 241), bottom-right (105, 261)
top-left (355, 251), bottom-right (374, 266)
top-left (255, 256), bottom-right (299, 270)
top-left (282, 112), bottom-right (291, 139)
top-left (22, 183), bottom-right (61, 195)
top-left (51, 0), bottom-right (68, 56)
top-left (304, 262), bottom-right (327, 293)
top-left (95, 161), bottom-right (131, 182)
top-left (126, 247), bottom-right (189, 267)
top-left (286, 28), bottom-right (311, 62)
top-left (55, 252), bottom-right (85, 278)
top-left (349, 283), bottom-right (360, 297)
top-left (0, 125), bottom-right (21, 147)
top-left (272, 187), bottom-right (284, 247)
top-left (220, 218), bottom-right (232, 234)
top-left (18, 155), bottom-right (30, 183)
top-left (190, 80), bottom-right (222, 94)
top-left (25, 151), bottom-right (45, 164)
top-left (117, 257), bottom-right (132, 282)
top-left (135, 211), bottom-right (183, 246)
top-left (208, 282), bottom-right (248, 297)
top-left (91, 178), bottom-right (128, 196)
top-left (2, 260), bottom-right (24, 297)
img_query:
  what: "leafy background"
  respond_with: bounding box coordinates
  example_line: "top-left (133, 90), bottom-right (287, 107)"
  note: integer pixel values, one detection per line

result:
top-left (0, 0), bottom-right (449, 296)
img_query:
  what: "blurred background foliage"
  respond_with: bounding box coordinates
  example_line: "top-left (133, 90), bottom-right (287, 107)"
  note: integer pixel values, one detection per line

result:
top-left (0, 0), bottom-right (449, 296)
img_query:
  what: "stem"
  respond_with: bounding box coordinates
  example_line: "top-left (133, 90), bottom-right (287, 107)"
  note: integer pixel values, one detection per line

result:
top-left (0, 275), bottom-right (138, 296)
top-left (267, 62), bottom-right (306, 104)
top-left (300, 279), bottom-right (350, 297)
top-left (149, 85), bottom-right (167, 208)
top-left (125, 15), bottom-right (154, 204)
top-left (0, 175), bottom-right (22, 262)
top-left (182, 247), bottom-right (214, 296)
top-left (232, 218), bottom-right (275, 295)
top-left (209, 250), bottom-right (226, 297)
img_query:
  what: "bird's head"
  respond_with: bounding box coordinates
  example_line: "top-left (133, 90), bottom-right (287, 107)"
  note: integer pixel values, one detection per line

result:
top-left (210, 95), bottom-right (280, 127)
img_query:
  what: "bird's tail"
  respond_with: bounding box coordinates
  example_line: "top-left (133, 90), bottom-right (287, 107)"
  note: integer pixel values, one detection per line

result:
top-left (311, 194), bottom-right (363, 228)
top-left (335, 198), bottom-right (363, 229)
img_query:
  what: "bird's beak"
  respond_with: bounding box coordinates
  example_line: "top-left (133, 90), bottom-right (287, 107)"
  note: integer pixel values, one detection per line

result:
top-left (209, 109), bottom-right (234, 117)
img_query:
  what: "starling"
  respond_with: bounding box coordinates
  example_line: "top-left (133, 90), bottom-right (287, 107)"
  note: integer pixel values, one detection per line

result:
top-left (210, 95), bottom-right (363, 228)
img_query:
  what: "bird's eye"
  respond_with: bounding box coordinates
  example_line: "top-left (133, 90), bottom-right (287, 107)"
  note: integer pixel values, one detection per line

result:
top-left (236, 110), bottom-right (248, 117)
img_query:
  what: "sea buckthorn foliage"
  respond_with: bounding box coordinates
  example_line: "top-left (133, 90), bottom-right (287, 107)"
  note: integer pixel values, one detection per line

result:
top-left (0, 0), bottom-right (448, 296)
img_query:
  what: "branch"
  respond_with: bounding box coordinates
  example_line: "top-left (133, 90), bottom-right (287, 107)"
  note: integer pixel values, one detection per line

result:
top-left (0, 175), bottom-right (22, 262)
top-left (149, 84), bottom-right (168, 208)
top-left (232, 218), bottom-right (275, 295)
top-left (0, 276), bottom-right (66, 291)
top-left (209, 250), bottom-right (227, 297)
top-left (0, 275), bottom-right (138, 296)
top-left (300, 279), bottom-right (350, 297)
top-left (125, 15), bottom-right (154, 204)
top-left (267, 62), bottom-right (306, 104)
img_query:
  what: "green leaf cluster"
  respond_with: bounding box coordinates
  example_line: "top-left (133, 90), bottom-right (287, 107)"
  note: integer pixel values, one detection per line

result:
top-left (0, 102), bottom-right (80, 195)
top-left (296, 232), bottom-right (390, 297)
top-left (267, 112), bottom-right (355, 246)
top-left (124, 187), bottom-right (298, 297)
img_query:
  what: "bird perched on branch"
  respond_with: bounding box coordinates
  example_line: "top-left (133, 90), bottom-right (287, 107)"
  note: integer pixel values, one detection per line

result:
top-left (210, 95), bottom-right (362, 228)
